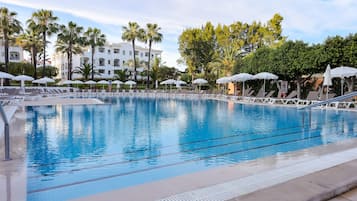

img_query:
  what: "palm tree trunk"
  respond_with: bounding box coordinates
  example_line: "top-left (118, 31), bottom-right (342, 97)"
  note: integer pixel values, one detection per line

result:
top-left (42, 31), bottom-right (46, 77)
top-left (67, 53), bottom-right (71, 80)
top-left (4, 32), bottom-right (10, 85)
top-left (69, 41), bottom-right (73, 80)
top-left (132, 40), bottom-right (137, 83)
top-left (69, 51), bottom-right (72, 80)
top-left (147, 40), bottom-right (152, 89)
top-left (91, 46), bottom-right (95, 80)
top-left (31, 46), bottom-right (37, 79)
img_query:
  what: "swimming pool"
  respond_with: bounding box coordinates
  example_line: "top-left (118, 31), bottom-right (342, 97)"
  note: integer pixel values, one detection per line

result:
top-left (26, 97), bottom-right (357, 201)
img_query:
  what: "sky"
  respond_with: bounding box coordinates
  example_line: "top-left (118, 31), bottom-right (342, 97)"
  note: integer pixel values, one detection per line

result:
top-left (1, 0), bottom-right (357, 70)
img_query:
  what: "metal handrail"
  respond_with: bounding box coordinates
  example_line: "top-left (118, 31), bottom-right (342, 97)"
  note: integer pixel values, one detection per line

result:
top-left (298, 91), bottom-right (357, 110)
top-left (0, 104), bottom-right (11, 160)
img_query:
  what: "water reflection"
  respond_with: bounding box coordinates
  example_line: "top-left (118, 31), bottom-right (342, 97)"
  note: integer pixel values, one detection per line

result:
top-left (25, 97), bottom-right (357, 201)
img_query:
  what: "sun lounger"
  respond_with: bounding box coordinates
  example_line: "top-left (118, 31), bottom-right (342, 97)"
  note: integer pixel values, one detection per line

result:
top-left (297, 91), bottom-right (320, 105)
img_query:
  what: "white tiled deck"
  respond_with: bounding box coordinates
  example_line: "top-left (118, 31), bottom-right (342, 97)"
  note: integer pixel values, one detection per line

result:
top-left (158, 147), bottom-right (357, 201)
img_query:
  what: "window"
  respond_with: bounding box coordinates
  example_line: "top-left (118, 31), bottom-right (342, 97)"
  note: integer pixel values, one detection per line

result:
top-left (145, 52), bottom-right (149, 57)
top-left (140, 52), bottom-right (143, 57)
top-left (129, 51), bottom-right (132, 56)
top-left (134, 51), bottom-right (139, 56)
top-left (114, 49), bottom-right (120, 53)
top-left (108, 71), bottom-right (111, 75)
top-left (99, 58), bottom-right (105, 66)
top-left (9, 51), bottom-right (19, 60)
top-left (98, 69), bottom-right (105, 74)
top-left (114, 59), bottom-right (120, 66)
top-left (98, 47), bottom-right (105, 53)
top-left (108, 49), bottom-right (111, 54)
top-left (122, 50), bottom-right (125, 55)
top-left (122, 60), bottom-right (125, 65)
top-left (82, 57), bottom-right (89, 64)
top-left (108, 60), bottom-right (110, 65)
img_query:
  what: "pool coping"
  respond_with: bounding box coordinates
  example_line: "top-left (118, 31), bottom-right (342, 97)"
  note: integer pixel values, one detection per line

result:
top-left (71, 139), bottom-right (357, 201)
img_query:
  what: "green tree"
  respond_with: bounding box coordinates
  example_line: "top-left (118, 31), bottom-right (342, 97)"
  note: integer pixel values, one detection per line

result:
top-left (178, 22), bottom-right (216, 81)
top-left (143, 23), bottom-right (162, 88)
top-left (36, 65), bottom-right (58, 77)
top-left (56, 21), bottom-right (84, 80)
top-left (0, 7), bottom-right (22, 84)
top-left (122, 22), bottom-right (145, 82)
top-left (83, 27), bottom-right (106, 80)
top-left (17, 25), bottom-right (42, 79)
top-left (150, 57), bottom-right (161, 87)
top-left (27, 9), bottom-right (58, 77)
top-left (74, 63), bottom-right (98, 80)
top-left (114, 69), bottom-right (128, 81)
top-left (0, 62), bottom-right (33, 76)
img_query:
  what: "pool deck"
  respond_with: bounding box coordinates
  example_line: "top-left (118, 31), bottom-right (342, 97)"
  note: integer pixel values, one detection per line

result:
top-left (1, 95), bottom-right (357, 201)
top-left (70, 140), bottom-right (357, 201)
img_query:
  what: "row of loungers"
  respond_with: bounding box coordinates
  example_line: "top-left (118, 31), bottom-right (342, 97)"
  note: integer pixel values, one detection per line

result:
top-left (72, 90), bottom-right (356, 109)
top-left (1, 87), bottom-right (355, 109)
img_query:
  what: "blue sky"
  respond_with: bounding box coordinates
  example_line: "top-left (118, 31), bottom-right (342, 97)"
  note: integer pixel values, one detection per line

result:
top-left (1, 0), bottom-right (357, 70)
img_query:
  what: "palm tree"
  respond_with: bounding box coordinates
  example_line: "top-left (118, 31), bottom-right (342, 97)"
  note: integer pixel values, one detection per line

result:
top-left (143, 23), bottom-right (162, 88)
top-left (83, 27), bottom-right (106, 80)
top-left (0, 7), bottom-right (22, 84)
top-left (150, 57), bottom-right (161, 88)
top-left (114, 69), bottom-right (127, 81)
top-left (56, 21), bottom-right (83, 80)
top-left (17, 26), bottom-right (42, 79)
top-left (74, 63), bottom-right (98, 80)
top-left (121, 22), bottom-right (145, 82)
top-left (27, 9), bottom-right (58, 77)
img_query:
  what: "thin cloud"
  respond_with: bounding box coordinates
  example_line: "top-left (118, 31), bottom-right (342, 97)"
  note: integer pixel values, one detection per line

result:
top-left (2, 0), bottom-right (357, 68)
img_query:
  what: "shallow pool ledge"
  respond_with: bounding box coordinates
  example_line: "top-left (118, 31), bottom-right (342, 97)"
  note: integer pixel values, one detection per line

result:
top-left (20, 97), bottom-right (104, 106)
top-left (71, 139), bottom-right (357, 201)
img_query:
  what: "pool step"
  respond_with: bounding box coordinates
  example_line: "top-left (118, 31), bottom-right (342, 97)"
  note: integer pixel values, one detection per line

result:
top-left (158, 147), bottom-right (357, 201)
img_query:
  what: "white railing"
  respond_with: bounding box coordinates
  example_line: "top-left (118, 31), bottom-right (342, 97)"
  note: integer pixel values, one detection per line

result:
top-left (299, 91), bottom-right (357, 110)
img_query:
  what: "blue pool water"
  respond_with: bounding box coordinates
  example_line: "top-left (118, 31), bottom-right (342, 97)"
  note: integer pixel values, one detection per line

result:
top-left (26, 97), bottom-right (357, 201)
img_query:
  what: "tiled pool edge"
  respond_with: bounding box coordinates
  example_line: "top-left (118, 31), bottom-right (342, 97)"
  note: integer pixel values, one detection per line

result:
top-left (158, 147), bottom-right (357, 201)
top-left (71, 139), bottom-right (357, 201)
top-left (230, 159), bottom-right (357, 201)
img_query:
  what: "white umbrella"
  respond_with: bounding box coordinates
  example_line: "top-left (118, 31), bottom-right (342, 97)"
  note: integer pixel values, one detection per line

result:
top-left (125, 80), bottom-right (136, 89)
top-left (71, 80), bottom-right (83, 88)
top-left (13, 75), bottom-right (34, 92)
top-left (323, 64), bottom-right (332, 99)
top-left (85, 80), bottom-right (96, 91)
top-left (0, 71), bottom-right (14, 89)
top-left (113, 80), bottom-right (123, 89)
top-left (160, 79), bottom-right (176, 85)
top-left (230, 73), bottom-right (254, 96)
top-left (160, 79), bottom-right (176, 90)
top-left (192, 78), bottom-right (208, 85)
top-left (253, 72), bottom-right (278, 95)
top-left (216, 77), bottom-right (231, 84)
top-left (175, 80), bottom-right (187, 85)
top-left (84, 80), bottom-right (97, 85)
top-left (175, 80), bottom-right (187, 88)
top-left (72, 80), bottom-right (83, 84)
top-left (330, 66), bottom-right (357, 95)
top-left (97, 80), bottom-right (109, 90)
top-left (193, 78), bottom-right (208, 90)
top-left (62, 80), bottom-right (73, 85)
top-left (330, 66), bottom-right (357, 78)
top-left (40, 77), bottom-right (55, 83)
top-left (112, 80), bottom-right (123, 84)
top-left (0, 71), bottom-right (14, 79)
top-left (36, 77), bottom-right (55, 87)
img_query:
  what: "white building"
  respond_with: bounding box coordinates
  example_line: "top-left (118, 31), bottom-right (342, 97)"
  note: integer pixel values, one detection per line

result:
top-left (52, 42), bottom-right (162, 80)
top-left (0, 40), bottom-right (24, 63)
